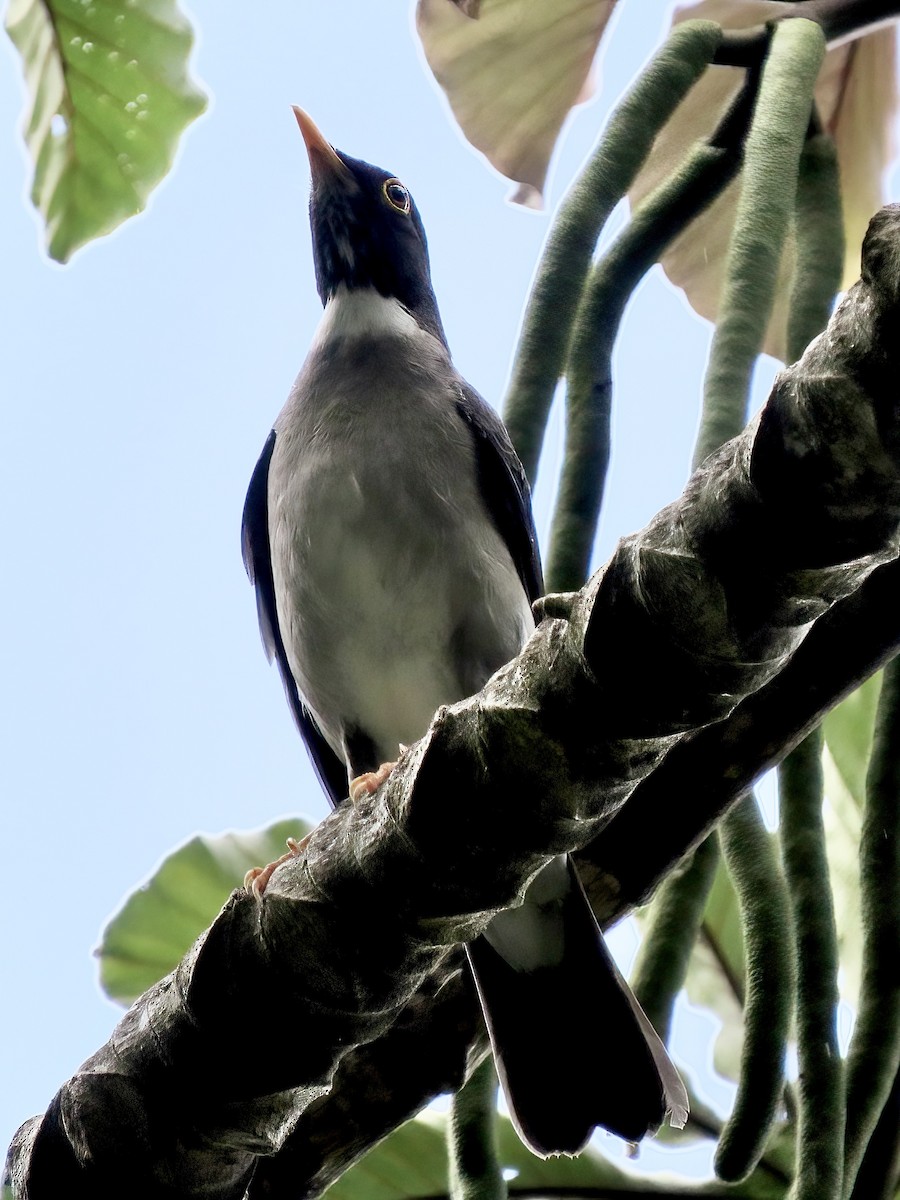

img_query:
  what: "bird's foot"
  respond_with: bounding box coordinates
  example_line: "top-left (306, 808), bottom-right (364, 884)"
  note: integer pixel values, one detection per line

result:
top-left (244, 833), bottom-right (310, 898)
top-left (349, 760), bottom-right (397, 804)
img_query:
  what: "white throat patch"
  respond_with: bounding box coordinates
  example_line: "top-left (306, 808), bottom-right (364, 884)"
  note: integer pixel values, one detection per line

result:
top-left (312, 286), bottom-right (421, 347)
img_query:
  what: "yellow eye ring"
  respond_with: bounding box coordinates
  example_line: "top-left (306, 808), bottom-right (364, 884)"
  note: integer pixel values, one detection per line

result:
top-left (383, 178), bottom-right (411, 214)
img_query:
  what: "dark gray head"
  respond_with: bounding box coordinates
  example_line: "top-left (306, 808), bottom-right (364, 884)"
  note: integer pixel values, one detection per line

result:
top-left (293, 108), bottom-right (447, 346)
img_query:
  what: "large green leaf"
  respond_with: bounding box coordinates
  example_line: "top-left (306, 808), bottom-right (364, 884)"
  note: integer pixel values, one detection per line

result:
top-left (5, 0), bottom-right (206, 262)
top-left (97, 819), bottom-right (309, 1004)
top-left (327, 1109), bottom-right (789, 1198)
top-left (324, 1115), bottom-right (449, 1200)
top-left (822, 672), bottom-right (882, 809)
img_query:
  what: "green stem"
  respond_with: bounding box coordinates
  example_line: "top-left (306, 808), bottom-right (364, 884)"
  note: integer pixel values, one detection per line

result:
top-left (843, 657), bottom-right (900, 1195)
top-left (715, 795), bottom-right (795, 1183)
top-left (696, 18), bottom-right (825, 469)
top-left (786, 131), bottom-right (844, 365)
top-left (780, 727), bottom-right (845, 1200)
top-left (546, 125), bottom-right (744, 592)
top-left (502, 19), bottom-right (724, 484)
top-left (448, 1058), bottom-right (506, 1200)
top-left (848, 1066), bottom-right (900, 1200)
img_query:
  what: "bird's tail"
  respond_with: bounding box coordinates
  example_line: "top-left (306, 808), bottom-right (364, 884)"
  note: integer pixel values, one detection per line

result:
top-left (465, 856), bottom-right (688, 1158)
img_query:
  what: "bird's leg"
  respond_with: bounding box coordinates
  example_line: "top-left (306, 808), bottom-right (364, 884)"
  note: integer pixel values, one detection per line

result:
top-left (244, 834), bottom-right (310, 898)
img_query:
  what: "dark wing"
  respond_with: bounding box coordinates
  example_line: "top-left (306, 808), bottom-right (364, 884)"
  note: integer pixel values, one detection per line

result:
top-left (241, 431), bottom-right (348, 807)
top-left (454, 381), bottom-right (543, 604)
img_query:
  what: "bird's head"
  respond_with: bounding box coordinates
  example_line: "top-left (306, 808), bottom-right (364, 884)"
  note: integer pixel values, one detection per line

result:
top-left (293, 107), bottom-right (446, 345)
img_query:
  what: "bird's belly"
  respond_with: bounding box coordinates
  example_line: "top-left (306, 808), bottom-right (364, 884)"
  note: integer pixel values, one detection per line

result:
top-left (289, 508), bottom-right (466, 758)
top-left (269, 426), bottom-right (532, 767)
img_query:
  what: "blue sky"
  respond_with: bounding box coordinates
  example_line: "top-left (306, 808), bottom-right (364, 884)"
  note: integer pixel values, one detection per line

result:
top-left (1, 0), bottom-right (881, 1177)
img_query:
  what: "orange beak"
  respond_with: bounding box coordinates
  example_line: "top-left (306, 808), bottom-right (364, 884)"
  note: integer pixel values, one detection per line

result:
top-left (292, 107), bottom-right (353, 186)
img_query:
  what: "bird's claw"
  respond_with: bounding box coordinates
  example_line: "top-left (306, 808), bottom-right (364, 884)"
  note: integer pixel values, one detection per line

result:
top-left (349, 760), bottom-right (397, 805)
top-left (244, 833), bottom-right (310, 898)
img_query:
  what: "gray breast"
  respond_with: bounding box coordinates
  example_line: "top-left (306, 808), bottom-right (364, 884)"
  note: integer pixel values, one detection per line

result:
top-left (267, 300), bottom-right (533, 769)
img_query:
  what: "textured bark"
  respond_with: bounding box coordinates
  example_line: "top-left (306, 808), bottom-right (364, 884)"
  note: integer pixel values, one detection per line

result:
top-left (7, 205), bottom-right (900, 1200)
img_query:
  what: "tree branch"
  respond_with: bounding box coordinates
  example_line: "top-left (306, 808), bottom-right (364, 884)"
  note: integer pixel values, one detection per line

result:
top-left (9, 206), bottom-right (900, 1200)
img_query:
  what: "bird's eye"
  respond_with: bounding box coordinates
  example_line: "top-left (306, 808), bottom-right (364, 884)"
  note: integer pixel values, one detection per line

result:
top-left (383, 179), bottom-right (411, 215)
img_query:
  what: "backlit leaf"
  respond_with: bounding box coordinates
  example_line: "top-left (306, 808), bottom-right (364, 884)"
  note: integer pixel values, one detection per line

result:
top-left (822, 673), bottom-right (882, 810)
top-left (821, 748), bottom-right (864, 1005)
top-left (416, 0), bottom-right (617, 206)
top-left (5, 0), bottom-right (207, 262)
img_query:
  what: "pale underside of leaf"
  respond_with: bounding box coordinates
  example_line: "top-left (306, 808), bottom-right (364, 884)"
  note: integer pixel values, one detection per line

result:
top-left (825, 27), bottom-right (898, 292)
top-left (629, 0), bottom-right (898, 362)
top-left (416, 0), bottom-right (617, 207)
top-left (5, 0), bottom-right (207, 262)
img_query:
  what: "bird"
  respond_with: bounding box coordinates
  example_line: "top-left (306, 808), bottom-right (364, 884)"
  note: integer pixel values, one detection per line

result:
top-left (241, 106), bottom-right (688, 1158)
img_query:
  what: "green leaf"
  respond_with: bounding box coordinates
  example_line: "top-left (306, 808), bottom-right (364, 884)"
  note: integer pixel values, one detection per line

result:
top-left (821, 750), bottom-right (864, 1006)
top-left (96, 819), bottom-right (309, 1004)
top-left (5, 0), bottom-right (206, 262)
top-left (822, 672), bottom-right (882, 809)
top-left (327, 1110), bottom-right (695, 1199)
top-left (495, 1116), bottom-right (656, 1192)
top-left (325, 1115), bottom-right (449, 1200)
top-left (818, 674), bottom-right (882, 1007)
top-left (327, 1109), bottom-right (794, 1198)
